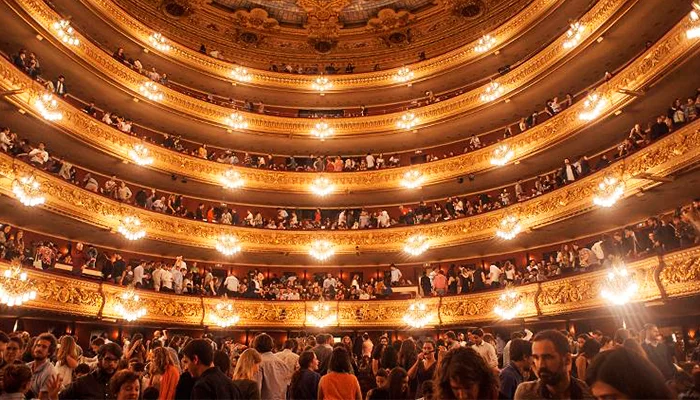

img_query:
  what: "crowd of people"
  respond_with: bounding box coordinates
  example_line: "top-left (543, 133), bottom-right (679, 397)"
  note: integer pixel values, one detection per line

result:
top-left (0, 322), bottom-right (698, 400)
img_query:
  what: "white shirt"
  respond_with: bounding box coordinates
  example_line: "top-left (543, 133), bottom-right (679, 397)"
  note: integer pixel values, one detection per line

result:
top-left (133, 264), bottom-right (144, 285)
top-left (29, 148), bottom-right (49, 164)
top-left (161, 269), bottom-right (173, 290)
top-left (224, 275), bottom-right (239, 291)
top-left (472, 341), bottom-right (498, 369)
top-left (390, 268), bottom-right (402, 283)
top-left (275, 349), bottom-right (299, 384)
top-left (366, 154), bottom-right (375, 168)
top-left (152, 268), bottom-right (163, 291)
top-left (489, 264), bottom-right (501, 283)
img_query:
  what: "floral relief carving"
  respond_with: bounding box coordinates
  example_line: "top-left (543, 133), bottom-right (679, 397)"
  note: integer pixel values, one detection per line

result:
top-left (659, 249), bottom-right (700, 295)
top-left (367, 9), bottom-right (416, 32)
top-left (231, 8), bottom-right (280, 32)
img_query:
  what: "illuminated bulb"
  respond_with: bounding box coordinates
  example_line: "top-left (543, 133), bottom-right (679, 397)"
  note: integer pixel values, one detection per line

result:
top-left (34, 93), bottom-right (63, 121)
top-left (404, 235), bottom-right (430, 256)
top-left (225, 112), bottom-right (248, 130)
top-left (687, 10), bottom-right (700, 39)
top-left (474, 34), bottom-right (497, 53)
top-left (308, 240), bottom-right (335, 261)
top-left (494, 289), bottom-right (524, 320)
top-left (563, 21), bottom-right (585, 49)
top-left (139, 81), bottom-right (164, 101)
top-left (403, 301), bottom-right (433, 328)
top-left (230, 66), bottom-right (252, 82)
top-left (215, 234), bottom-right (241, 256)
top-left (578, 93), bottom-right (609, 121)
top-left (52, 20), bottom-right (79, 46)
top-left (480, 81), bottom-right (504, 102)
top-left (115, 288), bottom-right (147, 321)
top-left (310, 121), bottom-right (334, 140)
top-left (496, 214), bottom-right (521, 240)
top-left (117, 216), bottom-right (146, 241)
top-left (490, 144), bottom-right (514, 166)
top-left (310, 176), bottom-right (334, 196)
top-left (148, 32), bottom-right (171, 52)
top-left (128, 143), bottom-right (154, 166)
top-left (393, 66), bottom-right (414, 83)
top-left (592, 176), bottom-right (625, 207)
top-left (600, 264), bottom-right (638, 305)
top-left (221, 169), bottom-right (244, 189)
top-left (312, 76), bottom-right (333, 92)
top-left (397, 112), bottom-right (418, 130)
top-left (400, 170), bottom-right (425, 189)
top-left (12, 174), bottom-right (45, 207)
top-left (212, 302), bottom-right (240, 327)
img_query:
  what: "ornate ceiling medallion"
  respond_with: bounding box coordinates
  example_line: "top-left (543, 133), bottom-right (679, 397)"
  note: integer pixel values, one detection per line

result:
top-left (396, 111), bottom-right (419, 130)
top-left (306, 300), bottom-right (337, 327)
top-left (215, 234), bottom-right (242, 256)
top-left (563, 21), bottom-right (585, 49)
top-left (493, 288), bottom-right (524, 319)
top-left (148, 32), bottom-right (172, 52)
top-left (393, 66), bottom-right (414, 84)
top-left (308, 240), bottom-right (335, 261)
top-left (52, 20), bottom-right (79, 46)
top-left (495, 214), bottom-right (521, 240)
top-left (309, 176), bottom-right (334, 196)
top-left (225, 111), bottom-right (248, 130)
top-left (400, 170), bottom-right (425, 189)
top-left (310, 120), bottom-right (334, 140)
top-left (117, 216), bottom-right (146, 241)
top-left (220, 168), bottom-right (244, 189)
top-left (489, 143), bottom-right (514, 166)
top-left (403, 301), bottom-right (434, 328)
top-left (12, 173), bottom-right (45, 207)
top-left (128, 143), bottom-right (154, 166)
top-left (230, 66), bottom-right (252, 82)
top-left (34, 93), bottom-right (63, 121)
top-left (211, 301), bottom-right (240, 327)
top-left (593, 175), bottom-right (625, 207)
top-left (600, 263), bottom-right (638, 305)
top-left (474, 34), bottom-right (496, 53)
top-left (404, 235), bottom-right (430, 256)
top-left (115, 287), bottom-right (147, 321)
top-left (138, 81), bottom-right (164, 101)
top-left (312, 76), bottom-right (333, 93)
top-left (578, 93), bottom-right (609, 121)
top-left (0, 259), bottom-right (37, 307)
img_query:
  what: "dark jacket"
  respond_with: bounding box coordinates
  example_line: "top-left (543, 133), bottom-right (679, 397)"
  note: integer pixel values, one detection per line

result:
top-left (59, 369), bottom-right (113, 400)
top-left (191, 367), bottom-right (242, 400)
top-left (642, 342), bottom-right (675, 379)
top-left (312, 345), bottom-right (333, 375)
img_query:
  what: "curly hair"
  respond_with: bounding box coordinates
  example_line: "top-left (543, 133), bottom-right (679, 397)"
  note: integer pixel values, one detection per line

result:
top-left (149, 347), bottom-right (174, 375)
top-left (434, 347), bottom-right (499, 400)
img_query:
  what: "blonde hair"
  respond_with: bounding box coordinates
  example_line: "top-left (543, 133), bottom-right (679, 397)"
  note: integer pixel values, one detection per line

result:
top-left (57, 335), bottom-right (79, 364)
top-left (149, 347), bottom-right (174, 376)
top-left (232, 349), bottom-right (262, 381)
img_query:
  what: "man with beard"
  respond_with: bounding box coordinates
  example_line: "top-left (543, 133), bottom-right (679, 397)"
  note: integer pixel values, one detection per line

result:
top-left (514, 330), bottom-right (594, 399)
top-left (59, 342), bottom-right (122, 399)
top-left (27, 333), bottom-right (57, 400)
top-left (500, 339), bottom-right (532, 399)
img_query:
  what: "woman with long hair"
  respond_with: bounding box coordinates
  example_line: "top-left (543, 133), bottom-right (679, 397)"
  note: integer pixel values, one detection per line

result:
top-left (318, 347), bottom-right (362, 400)
top-left (289, 350), bottom-right (320, 400)
top-left (434, 347), bottom-right (499, 400)
top-left (408, 339), bottom-right (437, 399)
top-left (398, 340), bottom-right (418, 397)
top-left (146, 347), bottom-right (179, 400)
top-left (585, 347), bottom-right (672, 399)
top-left (55, 335), bottom-right (80, 387)
top-left (231, 348), bottom-right (262, 400)
top-left (367, 367), bottom-right (411, 400)
top-left (575, 338), bottom-right (601, 380)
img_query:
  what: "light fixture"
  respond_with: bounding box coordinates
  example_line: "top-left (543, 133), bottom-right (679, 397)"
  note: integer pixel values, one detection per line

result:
top-left (490, 143), bottom-right (515, 166)
top-left (308, 240), bottom-right (335, 261)
top-left (117, 216), bottom-right (146, 241)
top-left (393, 66), bottom-right (414, 83)
top-left (306, 300), bottom-right (337, 327)
top-left (493, 289), bottom-right (524, 320)
top-left (400, 170), bottom-right (425, 189)
top-left (148, 32), bottom-right (171, 52)
top-left (221, 168), bottom-right (244, 189)
top-left (480, 81), bottom-right (504, 102)
top-left (230, 66), bottom-right (252, 82)
top-left (128, 143), bottom-right (154, 166)
top-left (211, 301), bottom-right (240, 328)
top-left (474, 34), bottom-right (497, 53)
top-left (0, 259), bottom-right (37, 307)
top-left (397, 112), bottom-right (419, 130)
top-left (52, 20), bottom-right (79, 46)
top-left (12, 173), bottom-right (45, 207)
top-left (563, 21), bottom-right (585, 49)
top-left (600, 263), bottom-right (638, 305)
top-left (593, 175), bottom-right (625, 207)
top-left (496, 214), bottom-right (521, 240)
top-left (139, 81), bottom-right (164, 101)
top-left (310, 121), bottom-right (334, 140)
top-left (34, 93), bottom-right (63, 121)
top-left (310, 176), bottom-right (334, 196)
top-left (687, 6), bottom-right (700, 39)
top-left (225, 111), bottom-right (248, 130)
top-left (404, 235), bottom-right (430, 256)
top-left (578, 93), bottom-right (609, 121)
top-left (215, 234), bottom-right (241, 256)
top-left (115, 287), bottom-right (147, 321)
top-left (312, 76), bottom-right (333, 92)
top-left (402, 301), bottom-right (434, 328)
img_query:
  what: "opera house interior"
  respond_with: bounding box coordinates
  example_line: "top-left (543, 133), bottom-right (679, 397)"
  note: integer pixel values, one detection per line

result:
top-left (1, 0), bottom-right (700, 398)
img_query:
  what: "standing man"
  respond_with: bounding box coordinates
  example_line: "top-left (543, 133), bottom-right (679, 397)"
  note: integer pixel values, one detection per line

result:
top-left (471, 329), bottom-right (498, 371)
top-left (59, 342), bottom-right (123, 399)
top-left (276, 339), bottom-right (299, 386)
top-left (500, 339), bottom-right (532, 399)
top-left (182, 339), bottom-right (240, 399)
top-left (313, 334), bottom-right (333, 375)
top-left (641, 323), bottom-right (675, 379)
top-left (253, 334), bottom-right (289, 400)
top-left (27, 334), bottom-right (57, 400)
top-left (389, 264), bottom-right (402, 285)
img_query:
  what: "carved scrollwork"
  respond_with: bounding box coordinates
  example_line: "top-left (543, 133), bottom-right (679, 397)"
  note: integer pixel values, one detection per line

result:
top-left (367, 9), bottom-right (416, 32)
top-left (231, 8), bottom-right (280, 32)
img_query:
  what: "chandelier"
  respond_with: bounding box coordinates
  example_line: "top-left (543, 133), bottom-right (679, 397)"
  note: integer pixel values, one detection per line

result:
top-left (312, 76), bottom-right (333, 92)
top-left (115, 287), bottom-right (147, 322)
top-left (52, 20), bottom-right (79, 46)
top-left (404, 235), bottom-right (430, 256)
top-left (221, 168), bottom-right (244, 189)
top-left (0, 259), bottom-right (37, 307)
top-left (215, 234), bottom-right (242, 256)
top-left (493, 289), bottom-right (524, 320)
top-left (480, 81), bottom-right (504, 102)
top-left (403, 301), bottom-right (434, 328)
top-left (310, 176), bottom-right (334, 196)
top-left (34, 93), bottom-right (63, 121)
top-left (396, 112), bottom-right (419, 130)
top-left (600, 263), bottom-right (638, 305)
top-left (128, 143), bottom-right (154, 166)
top-left (489, 143), bottom-right (514, 166)
top-left (308, 240), bottom-right (335, 261)
top-left (563, 21), bottom-right (585, 49)
top-left (12, 173), bottom-right (45, 207)
top-left (306, 300), bottom-right (337, 327)
top-left (225, 112), bottom-right (248, 130)
top-left (393, 66), bottom-right (414, 83)
top-left (579, 93), bottom-right (609, 121)
top-left (139, 81), bottom-right (164, 101)
top-left (230, 66), bottom-right (252, 82)
top-left (211, 301), bottom-right (240, 327)
top-left (593, 175), bottom-right (625, 207)
top-left (400, 170), bottom-right (425, 189)
top-left (148, 32), bottom-right (171, 52)
top-left (117, 216), bottom-right (146, 241)
top-left (310, 121), bottom-right (334, 140)
top-left (474, 34), bottom-right (497, 53)
top-left (496, 214), bottom-right (522, 240)
top-left (688, 7), bottom-right (700, 39)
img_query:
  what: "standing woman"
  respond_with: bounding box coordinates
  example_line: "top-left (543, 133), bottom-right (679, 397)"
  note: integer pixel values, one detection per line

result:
top-left (289, 351), bottom-right (320, 400)
top-left (231, 348), bottom-right (262, 400)
top-left (146, 347), bottom-right (179, 400)
top-left (398, 340), bottom-right (418, 397)
top-left (55, 335), bottom-right (80, 387)
top-left (575, 338), bottom-right (601, 380)
top-left (407, 339), bottom-right (437, 399)
top-left (434, 347), bottom-right (499, 400)
top-left (318, 347), bottom-right (362, 400)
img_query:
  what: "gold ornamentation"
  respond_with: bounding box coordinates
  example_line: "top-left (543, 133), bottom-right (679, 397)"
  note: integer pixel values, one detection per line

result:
top-left (366, 9), bottom-right (416, 32)
top-left (231, 8), bottom-right (280, 32)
